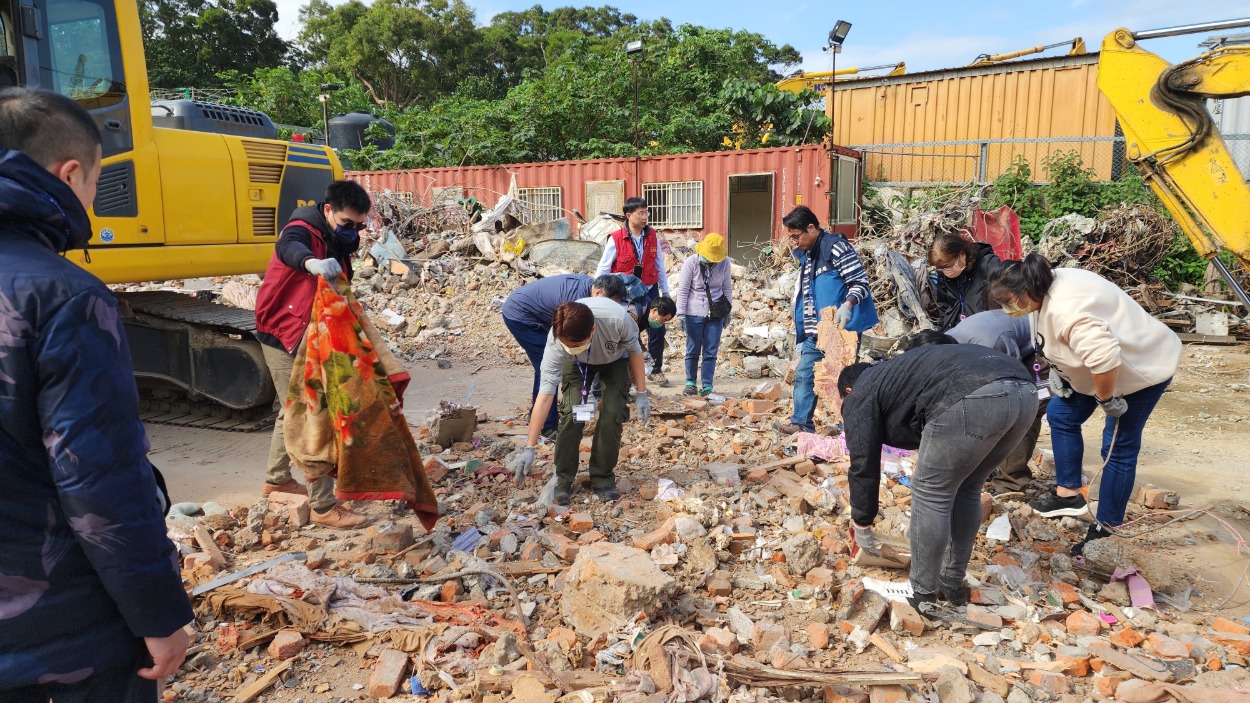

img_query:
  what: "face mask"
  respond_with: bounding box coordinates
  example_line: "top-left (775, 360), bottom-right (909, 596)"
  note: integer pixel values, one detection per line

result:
top-left (1002, 301), bottom-right (1031, 318)
top-left (699, 256), bottom-right (710, 264)
top-left (561, 341), bottom-right (591, 355)
top-left (648, 317), bottom-right (663, 329)
top-left (334, 224), bottom-right (361, 241)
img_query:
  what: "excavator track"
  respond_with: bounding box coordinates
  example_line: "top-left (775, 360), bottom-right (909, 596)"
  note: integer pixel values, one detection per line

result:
top-left (119, 291), bottom-right (277, 432)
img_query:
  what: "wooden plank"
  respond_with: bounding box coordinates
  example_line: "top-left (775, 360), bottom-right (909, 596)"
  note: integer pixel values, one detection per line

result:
top-left (194, 524), bottom-right (229, 570)
top-left (495, 561), bottom-right (564, 577)
top-left (869, 634), bottom-right (904, 664)
top-left (1176, 332), bottom-right (1240, 345)
top-left (755, 456), bottom-right (804, 473)
top-left (231, 658), bottom-right (293, 703)
top-left (475, 669), bottom-right (618, 693)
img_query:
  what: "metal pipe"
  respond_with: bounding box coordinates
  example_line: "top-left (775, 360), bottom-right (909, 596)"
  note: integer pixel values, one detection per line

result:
top-left (1132, 18), bottom-right (1250, 41)
top-left (1209, 255), bottom-right (1250, 311)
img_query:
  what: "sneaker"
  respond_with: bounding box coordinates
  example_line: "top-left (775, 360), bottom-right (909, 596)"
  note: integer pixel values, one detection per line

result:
top-left (262, 479), bottom-right (308, 496)
top-left (862, 576), bottom-right (913, 604)
top-left (939, 580), bottom-right (970, 606)
top-left (541, 427), bottom-right (559, 442)
top-left (310, 504), bottom-right (369, 529)
top-left (553, 485), bottom-right (571, 507)
top-left (906, 590), bottom-right (937, 614)
top-left (772, 421), bottom-right (803, 435)
top-left (1029, 489), bottom-right (1089, 518)
top-left (699, 386), bottom-right (713, 397)
top-left (647, 371), bottom-right (669, 387)
top-left (1071, 522), bottom-right (1111, 556)
top-left (683, 383), bottom-right (698, 396)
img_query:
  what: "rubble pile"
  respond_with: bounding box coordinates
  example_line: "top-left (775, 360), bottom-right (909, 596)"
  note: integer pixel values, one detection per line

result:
top-left (163, 382), bottom-right (1250, 703)
top-left (1032, 205), bottom-right (1175, 289)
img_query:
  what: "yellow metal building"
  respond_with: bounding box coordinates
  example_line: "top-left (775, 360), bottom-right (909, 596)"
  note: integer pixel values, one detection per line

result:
top-left (830, 53), bottom-right (1121, 184)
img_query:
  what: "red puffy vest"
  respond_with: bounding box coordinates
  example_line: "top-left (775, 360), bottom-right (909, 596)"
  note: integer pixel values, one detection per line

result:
top-left (608, 226), bottom-right (659, 286)
top-left (255, 219), bottom-right (334, 353)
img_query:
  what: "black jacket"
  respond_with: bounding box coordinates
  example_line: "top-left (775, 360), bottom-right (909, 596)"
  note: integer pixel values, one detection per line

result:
top-left (275, 202), bottom-right (361, 273)
top-left (929, 242), bottom-right (1001, 332)
top-left (842, 345), bottom-right (1032, 525)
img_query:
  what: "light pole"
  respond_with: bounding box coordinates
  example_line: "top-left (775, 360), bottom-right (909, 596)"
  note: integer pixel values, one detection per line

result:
top-left (626, 40), bottom-right (643, 196)
top-left (319, 83), bottom-right (342, 148)
top-left (824, 21), bottom-right (852, 145)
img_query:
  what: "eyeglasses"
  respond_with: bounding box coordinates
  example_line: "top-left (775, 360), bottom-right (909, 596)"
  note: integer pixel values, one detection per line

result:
top-left (336, 218), bottom-right (368, 232)
top-left (934, 260), bottom-right (962, 273)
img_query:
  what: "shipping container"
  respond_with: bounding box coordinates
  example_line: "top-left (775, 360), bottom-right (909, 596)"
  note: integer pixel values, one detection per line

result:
top-left (350, 144), bottom-right (863, 263)
top-left (830, 53), bottom-right (1121, 183)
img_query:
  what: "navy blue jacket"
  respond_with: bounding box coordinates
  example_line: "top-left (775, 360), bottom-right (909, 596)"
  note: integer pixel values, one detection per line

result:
top-left (501, 274), bottom-right (594, 328)
top-left (0, 149), bottom-right (193, 687)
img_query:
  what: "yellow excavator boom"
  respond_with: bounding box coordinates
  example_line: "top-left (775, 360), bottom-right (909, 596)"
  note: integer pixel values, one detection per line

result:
top-left (776, 63), bottom-right (905, 93)
top-left (1097, 19), bottom-right (1250, 307)
top-left (969, 38), bottom-right (1086, 66)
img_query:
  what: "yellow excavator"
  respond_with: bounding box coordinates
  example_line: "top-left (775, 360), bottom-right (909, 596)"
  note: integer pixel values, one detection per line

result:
top-left (776, 62), bottom-right (906, 94)
top-left (1097, 19), bottom-right (1250, 309)
top-left (968, 37), bottom-right (1086, 66)
top-left (3, 0), bottom-right (342, 428)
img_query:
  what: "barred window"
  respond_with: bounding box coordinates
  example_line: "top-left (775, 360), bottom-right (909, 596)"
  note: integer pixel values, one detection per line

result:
top-left (517, 186), bottom-right (563, 223)
top-left (642, 181), bottom-right (703, 229)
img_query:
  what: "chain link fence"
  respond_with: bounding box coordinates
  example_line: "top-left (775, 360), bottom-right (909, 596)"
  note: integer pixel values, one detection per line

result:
top-left (856, 135), bottom-right (1250, 187)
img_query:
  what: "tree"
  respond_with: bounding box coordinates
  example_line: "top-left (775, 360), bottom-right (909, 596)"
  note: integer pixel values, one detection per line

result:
top-left (219, 66), bottom-right (372, 130)
top-left (479, 5), bottom-right (638, 89)
top-left (141, 0), bottom-right (288, 88)
top-left (298, 0), bottom-right (485, 108)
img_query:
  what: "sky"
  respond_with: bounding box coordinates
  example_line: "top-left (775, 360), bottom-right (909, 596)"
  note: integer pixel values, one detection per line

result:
top-left (270, 0), bottom-right (1250, 74)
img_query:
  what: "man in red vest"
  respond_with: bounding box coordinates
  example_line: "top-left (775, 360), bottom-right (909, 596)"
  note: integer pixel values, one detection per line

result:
top-left (595, 197), bottom-right (672, 385)
top-left (254, 180), bottom-right (372, 529)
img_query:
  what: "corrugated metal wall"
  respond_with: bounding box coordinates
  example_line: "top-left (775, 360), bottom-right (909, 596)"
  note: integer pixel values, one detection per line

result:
top-left (349, 144), bottom-right (862, 247)
top-left (1211, 96), bottom-right (1250, 180)
top-left (831, 54), bottom-right (1120, 182)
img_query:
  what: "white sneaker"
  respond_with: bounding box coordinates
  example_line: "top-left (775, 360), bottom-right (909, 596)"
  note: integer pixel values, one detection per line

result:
top-left (862, 576), bottom-right (914, 604)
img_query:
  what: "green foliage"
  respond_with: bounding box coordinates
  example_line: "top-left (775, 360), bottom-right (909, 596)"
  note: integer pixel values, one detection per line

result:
top-left (1151, 233), bottom-right (1209, 289)
top-left (141, 0), bottom-right (288, 88)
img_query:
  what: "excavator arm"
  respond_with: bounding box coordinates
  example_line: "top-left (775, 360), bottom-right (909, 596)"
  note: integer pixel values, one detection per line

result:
top-left (1097, 21), bottom-right (1250, 307)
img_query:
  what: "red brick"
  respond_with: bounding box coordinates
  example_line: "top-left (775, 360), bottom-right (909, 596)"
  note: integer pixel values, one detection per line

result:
top-left (440, 579), bottom-right (463, 602)
top-left (1047, 581), bottom-right (1080, 605)
top-left (548, 533), bottom-right (580, 561)
top-left (822, 687), bottom-right (868, 703)
top-left (1109, 627), bottom-right (1145, 648)
top-left (698, 627), bottom-right (738, 654)
top-left (746, 467), bottom-right (769, 483)
top-left (1212, 617), bottom-right (1250, 636)
top-left (1065, 610), bottom-right (1102, 637)
top-left (707, 577), bottom-right (733, 597)
top-left (770, 565), bottom-right (796, 589)
top-left (888, 601), bottom-right (925, 636)
top-left (1029, 669), bottom-right (1069, 694)
top-left (547, 627), bottom-right (577, 649)
top-left (753, 381), bottom-right (782, 401)
top-left (741, 399), bottom-right (774, 413)
top-left (805, 567), bottom-right (835, 588)
top-left (462, 501), bottom-right (489, 523)
top-left (267, 630), bottom-right (305, 660)
top-left (426, 461), bottom-right (449, 483)
top-left (1211, 633), bottom-right (1250, 657)
top-left (807, 622), bottom-right (831, 649)
top-left (640, 485), bottom-right (659, 500)
top-left (1145, 633), bottom-right (1191, 659)
top-left (964, 607), bottom-right (1003, 630)
top-left (1135, 485), bottom-right (1179, 510)
top-left (632, 517), bottom-right (677, 551)
top-left (1096, 671), bottom-right (1132, 697)
top-left (867, 685), bottom-right (909, 703)
top-left (794, 460), bottom-right (816, 477)
top-left (366, 523), bottom-right (414, 554)
top-left (578, 530), bottom-right (605, 544)
top-left (666, 427), bottom-right (686, 438)
top-left (216, 624), bottom-right (239, 652)
top-left (568, 512), bottom-right (594, 532)
top-left (367, 649), bottom-right (410, 698)
top-left (519, 542), bottom-right (543, 561)
top-left (1056, 652), bottom-right (1092, 677)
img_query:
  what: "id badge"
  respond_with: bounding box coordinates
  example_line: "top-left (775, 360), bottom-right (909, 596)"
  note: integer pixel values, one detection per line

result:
top-left (1037, 384), bottom-right (1051, 400)
top-left (574, 403), bottom-right (596, 422)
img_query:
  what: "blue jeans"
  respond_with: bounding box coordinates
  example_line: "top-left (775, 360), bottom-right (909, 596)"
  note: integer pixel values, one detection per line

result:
top-left (683, 316), bottom-right (724, 388)
top-left (640, 285), bottom-right (667, 373)
top-left (1047, 378), bottom-right (1171, 526)
top-left (503, 314), bottom-right (558, 433)
top-left (790, 337), bottom-right (823, 431)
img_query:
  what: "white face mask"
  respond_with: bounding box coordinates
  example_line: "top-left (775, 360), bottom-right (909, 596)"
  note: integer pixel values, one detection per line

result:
top-left (561, 341), bottom-right (591, 355)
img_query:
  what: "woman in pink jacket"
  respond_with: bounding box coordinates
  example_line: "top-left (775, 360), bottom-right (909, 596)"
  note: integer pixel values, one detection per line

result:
top-left (675, 233), bottom-right (733, 396)
top-left (989, 253), bottom-right (1180, 555)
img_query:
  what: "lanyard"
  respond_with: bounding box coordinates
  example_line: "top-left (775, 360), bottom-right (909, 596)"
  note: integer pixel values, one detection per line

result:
top-left (629, 230), bottom-right (644, 262)
top-left (577, 360), bottom-right (591, 403)
top-left (1032, 361), bottom-right (1044, 384)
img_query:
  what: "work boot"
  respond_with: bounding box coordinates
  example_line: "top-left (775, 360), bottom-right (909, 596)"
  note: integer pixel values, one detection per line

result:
top-left (699, 386), bottom-right (713, 397)
top-left (595, 485), bottom-right (621, 503)
top-left (906, 590), bottom-right (937, 614)
top-left (552, 485), bottom-right (571, 508)
top-left (683, 383), bottom-right (698, 396)
top-left (939, 580), bottom-right (970, 606)
top-left (262, 479), bottom-right (308, 497)
top-left (310, 504), bottom-right (369, 529)
top-left (1071, 522), bottom-right (1112, 556)
top-left (1029, 488), bottom-right (1089, 518)
top-left (772, 421), bottom-right (803, 435)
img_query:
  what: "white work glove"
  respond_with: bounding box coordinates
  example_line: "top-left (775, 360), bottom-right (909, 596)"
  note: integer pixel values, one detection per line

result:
top-left (1048, 368), bottom-right (1073, 399)
top-left (1098, 395), bottom-right (1129, 419)
top-left (511, 446), bottom-right (536, 484)
top-left (635, 391), bottom-right (652, 425)
top-left (834, 301), bottom-right (853, 330)
top-left (852, 522), bottom-right (881, 556)
top-left (305, 257), bottom-right (342, 280)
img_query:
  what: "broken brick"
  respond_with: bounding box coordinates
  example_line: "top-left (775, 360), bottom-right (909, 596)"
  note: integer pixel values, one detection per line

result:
top-left (1212, 617), bottom-right (1250, 636)
top-left (822, 687), bottom-right (868, 703)
top-left (807, 622), bottom-right (830, 650)
top-left (746, 467), bottom-right (769, 483)
top-left (867, 685), bottom-right (908, 703)
top-left (520, 542), bottom-right (544, 561)
top-left (1109, 627), bottom-right (1146, 649)
top-left (805, 567), bottom-right (835, 589)
top-left (1145, 633), bottom-right (1191, 659)
top-left (888, 600), bottom-right (925, 636)
top-left (1047, 581), bottom-right (1080, 605)
top-left (740, 399), bottom-right (773, 413)
top-left (632, 517), bottom-right (677, 551)
top-left (366, 523), bottom-right (414, 554)
top-left (267, 630), bottom-right (305, 660)
top-left (547, 627), bottom-right (577, 649)
top-left (707, 577), bottom-right (733, 597)
top-left (1096, 671), bottom-right (1133, 697)
top-left (1209, 633), bottom-right (1250, 657)
top-left (440, 579), bottom-right (463, 602)
top-left (1065, 610), bottom-right (1103, 637)
top-left (367, 649), bottom-right (410, 699)
top-left (698, 626), bottom-right (738, 654)
top-left (1134, 484), bottom-right (1179, 510)
top-left (1028, 669), bottom-right (1069, 694)
top-left (568, 513), bottom-right (594, 532)
top-left (578, 530), bottom-right (605, 544)
top-left (769, 565), bottom-right (796, 589)
top-left (963, 606), bottom-right (1002, 630)
top-left (547, 533), bottom-right (581, 561)
top-left (216, 624), bottom-right (239, 652)
top-left (1056, 650), bottom-right (1092, 677)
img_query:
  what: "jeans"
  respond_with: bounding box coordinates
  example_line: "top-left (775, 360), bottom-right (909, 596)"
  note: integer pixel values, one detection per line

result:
top-left (988, 398), bottom-right (1049, 493)
top-left (640, 285), bottom-right (667, 373)
top-left (909, 379), bottom-right (1038, 596)
top-left (6, 640), bottom-right (156, 702)
top-left (553, 357), bottom-right (630, 491)
top-left (790, 337), bottom-right (824, 431)
top-left (261, 343), bottom-right (336, 511)
top-left (1047, 378), bottom-right (1171, 526)
top-left (683, 316), bottom-right (724, 388)
top-left (503, 314), bottom-right (558, 433)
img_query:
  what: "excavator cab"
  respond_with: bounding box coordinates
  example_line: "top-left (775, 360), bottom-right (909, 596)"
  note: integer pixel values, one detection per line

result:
top-left (2, 0), bottom-right (343, 428)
